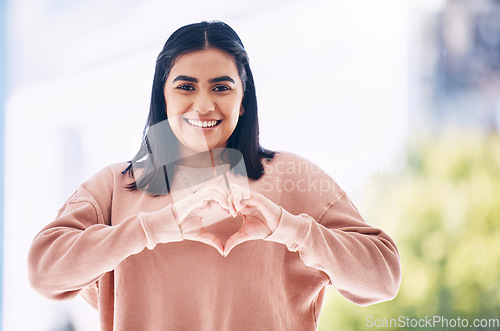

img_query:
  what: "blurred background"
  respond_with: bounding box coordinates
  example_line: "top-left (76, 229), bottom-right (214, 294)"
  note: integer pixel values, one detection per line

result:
top-left (1, 0), bottom-right (500, 330)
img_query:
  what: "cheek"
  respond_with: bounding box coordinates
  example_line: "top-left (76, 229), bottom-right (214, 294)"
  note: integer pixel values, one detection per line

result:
top-left (221, 95), bottom-right (243, 119)
top-left (223, 110), bottom-right (241, 136)
top-left (165, 99), bottom-right (183, 131)
top-left (164, 91), bottom-right (188, 118)
top-left (166, 101), bottom-right (183, 118)
top-left (166, 117), bottom-right (182, 139)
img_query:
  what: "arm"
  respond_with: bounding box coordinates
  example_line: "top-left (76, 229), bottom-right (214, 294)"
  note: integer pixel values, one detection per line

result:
top-left (265, 192), bottom-right (401, 306)
top-left (224, 182), bottom-right (401, 306)
top-left (27, 167), bottom-right (231, 301)
top-left (27, 185), bottom-right (183, 301)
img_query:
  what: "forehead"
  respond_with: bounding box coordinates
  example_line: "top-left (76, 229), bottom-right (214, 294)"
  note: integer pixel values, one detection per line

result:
top-left (169, 48), bottom-right (239, 80)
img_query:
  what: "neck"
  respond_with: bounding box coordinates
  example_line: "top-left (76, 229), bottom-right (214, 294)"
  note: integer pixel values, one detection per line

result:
top-left (176, 148), bottom-right (226, 168)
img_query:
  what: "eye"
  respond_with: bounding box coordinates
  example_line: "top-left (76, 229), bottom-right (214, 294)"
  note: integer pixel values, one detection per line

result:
top-left (176, 84), bottom-right (195, 91)
top-left (213, 85), bottom-right (231, 92)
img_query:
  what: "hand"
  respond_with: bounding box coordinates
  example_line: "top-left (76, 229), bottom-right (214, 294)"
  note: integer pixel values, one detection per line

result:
top-left (224, 184), bottom-right (282, 257)
top-left (172, 185), bottom-right (237, 256)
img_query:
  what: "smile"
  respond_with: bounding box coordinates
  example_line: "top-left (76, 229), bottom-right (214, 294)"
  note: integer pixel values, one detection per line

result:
top-left (184, 118), bottom-right (222, 128)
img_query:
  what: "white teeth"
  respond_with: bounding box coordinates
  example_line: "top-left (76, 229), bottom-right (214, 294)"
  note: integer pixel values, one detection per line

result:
top-left (187, 119), bottom-right (218, 128)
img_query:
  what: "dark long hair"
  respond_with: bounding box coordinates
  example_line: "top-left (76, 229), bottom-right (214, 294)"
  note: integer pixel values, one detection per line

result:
top-left (122, 21), bottom-right (275, 195)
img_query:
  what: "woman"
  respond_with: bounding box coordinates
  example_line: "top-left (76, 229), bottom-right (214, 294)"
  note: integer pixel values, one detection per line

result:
top-left (28, 21), bottom-right (401, 330)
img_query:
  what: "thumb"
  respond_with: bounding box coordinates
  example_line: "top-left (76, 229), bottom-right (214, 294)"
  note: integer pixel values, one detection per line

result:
top-left (224, 229), bottom-right (251, 257)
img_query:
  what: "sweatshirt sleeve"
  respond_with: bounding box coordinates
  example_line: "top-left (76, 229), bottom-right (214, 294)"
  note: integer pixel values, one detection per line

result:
top-left (264, 191), bottom-right (401, 306)
top-left (27, 166), bottom-right (183, 301)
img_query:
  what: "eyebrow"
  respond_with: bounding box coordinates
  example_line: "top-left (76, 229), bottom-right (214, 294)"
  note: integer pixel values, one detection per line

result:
top-left (173, 75), bottom-right (197, 83)
top-left (172, 75), bottom-right (235, 84)
top-left (209, 76), bottom-right (235, 84)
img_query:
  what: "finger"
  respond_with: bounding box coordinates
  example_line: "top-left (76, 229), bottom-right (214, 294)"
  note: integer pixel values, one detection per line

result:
top-left (229, 184), bottom-right (251, 212)
top-left (189, 186), bottom-right (231, 218)
top-left (231, 189), bottom-right (245, 212)
top-left (224, 230), bottom-right (251, 257)
top-left (227, 193), bottom-right (238, 217)
top-left (231, 184), bottom-right (251, 199)
top-left (233, 190), bottom-right (264, 212)
top-left (205, 186), bottom-right (232, 211)
top-left (231, 191), bottom-right (281, 233)
top-left (183, 193), bottom-right (211, 212)
top-left (223, 184), bottom-right (241, 216)
top-left (215, 190), bottom-right (237, 217)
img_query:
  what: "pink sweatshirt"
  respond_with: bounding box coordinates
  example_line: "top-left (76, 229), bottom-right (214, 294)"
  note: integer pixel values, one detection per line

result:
top-left (28, 152), bottom-right (401, 330)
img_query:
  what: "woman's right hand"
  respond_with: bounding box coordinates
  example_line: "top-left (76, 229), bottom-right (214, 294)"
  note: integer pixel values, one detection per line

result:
top-left (171, 185), bottom-right (236, 256)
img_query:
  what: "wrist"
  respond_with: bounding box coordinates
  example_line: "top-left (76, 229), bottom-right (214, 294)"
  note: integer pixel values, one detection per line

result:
top-left (264, 207), bottom-right (310, 251)
top-left (138, 205), bottom-right (184, 249)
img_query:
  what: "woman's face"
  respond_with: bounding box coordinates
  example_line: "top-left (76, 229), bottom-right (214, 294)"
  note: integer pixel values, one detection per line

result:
top-left (164, 48), bottom-right (244, 155)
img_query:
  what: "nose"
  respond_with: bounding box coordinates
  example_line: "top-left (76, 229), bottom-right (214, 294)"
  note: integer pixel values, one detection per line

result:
top-left (193, 91), bottom-right (215, 114)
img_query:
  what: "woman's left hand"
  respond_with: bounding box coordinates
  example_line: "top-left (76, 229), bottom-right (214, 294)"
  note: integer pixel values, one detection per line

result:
top-left (224, 184), bottom-right (282, 257)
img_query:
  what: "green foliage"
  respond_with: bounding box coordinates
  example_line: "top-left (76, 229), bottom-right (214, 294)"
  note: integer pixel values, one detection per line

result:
top-left (317, 131), bottom-right (500, 330)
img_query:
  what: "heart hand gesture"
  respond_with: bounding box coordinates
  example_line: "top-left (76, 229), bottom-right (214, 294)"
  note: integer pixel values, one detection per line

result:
top-left (224, 184), bottom-right (282, 256)
top-left (172, 185), bottom-right (235, 256)
top-left (171, 184), bottom-right (282, 257)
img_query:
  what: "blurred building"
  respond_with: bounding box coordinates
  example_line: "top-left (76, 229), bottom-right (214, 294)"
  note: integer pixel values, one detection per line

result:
top-left (412, 0), bottom-right (500, 133)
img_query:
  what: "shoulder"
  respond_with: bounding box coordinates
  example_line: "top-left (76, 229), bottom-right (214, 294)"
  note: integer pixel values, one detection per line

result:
top-left (80, 162), bottom-right (133, 196)
top-left (82, 162), bottom-right (130, 184)
top-left (263, 151), bottom-right (330, 178)
top-left (262, 150), bottom-right (345, 202)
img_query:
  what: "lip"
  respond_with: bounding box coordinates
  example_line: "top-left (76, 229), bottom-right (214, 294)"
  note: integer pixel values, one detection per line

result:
top-left (183, 117), bottom-right (222, 130)
top-left (184, 117), bottom-right (222, 121)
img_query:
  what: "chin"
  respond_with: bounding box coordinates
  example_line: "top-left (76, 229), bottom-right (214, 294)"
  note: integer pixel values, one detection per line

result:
top-left (185, 146), bottom-right (208, 153)
top-left (185, 143), bottom-right (214, 153)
